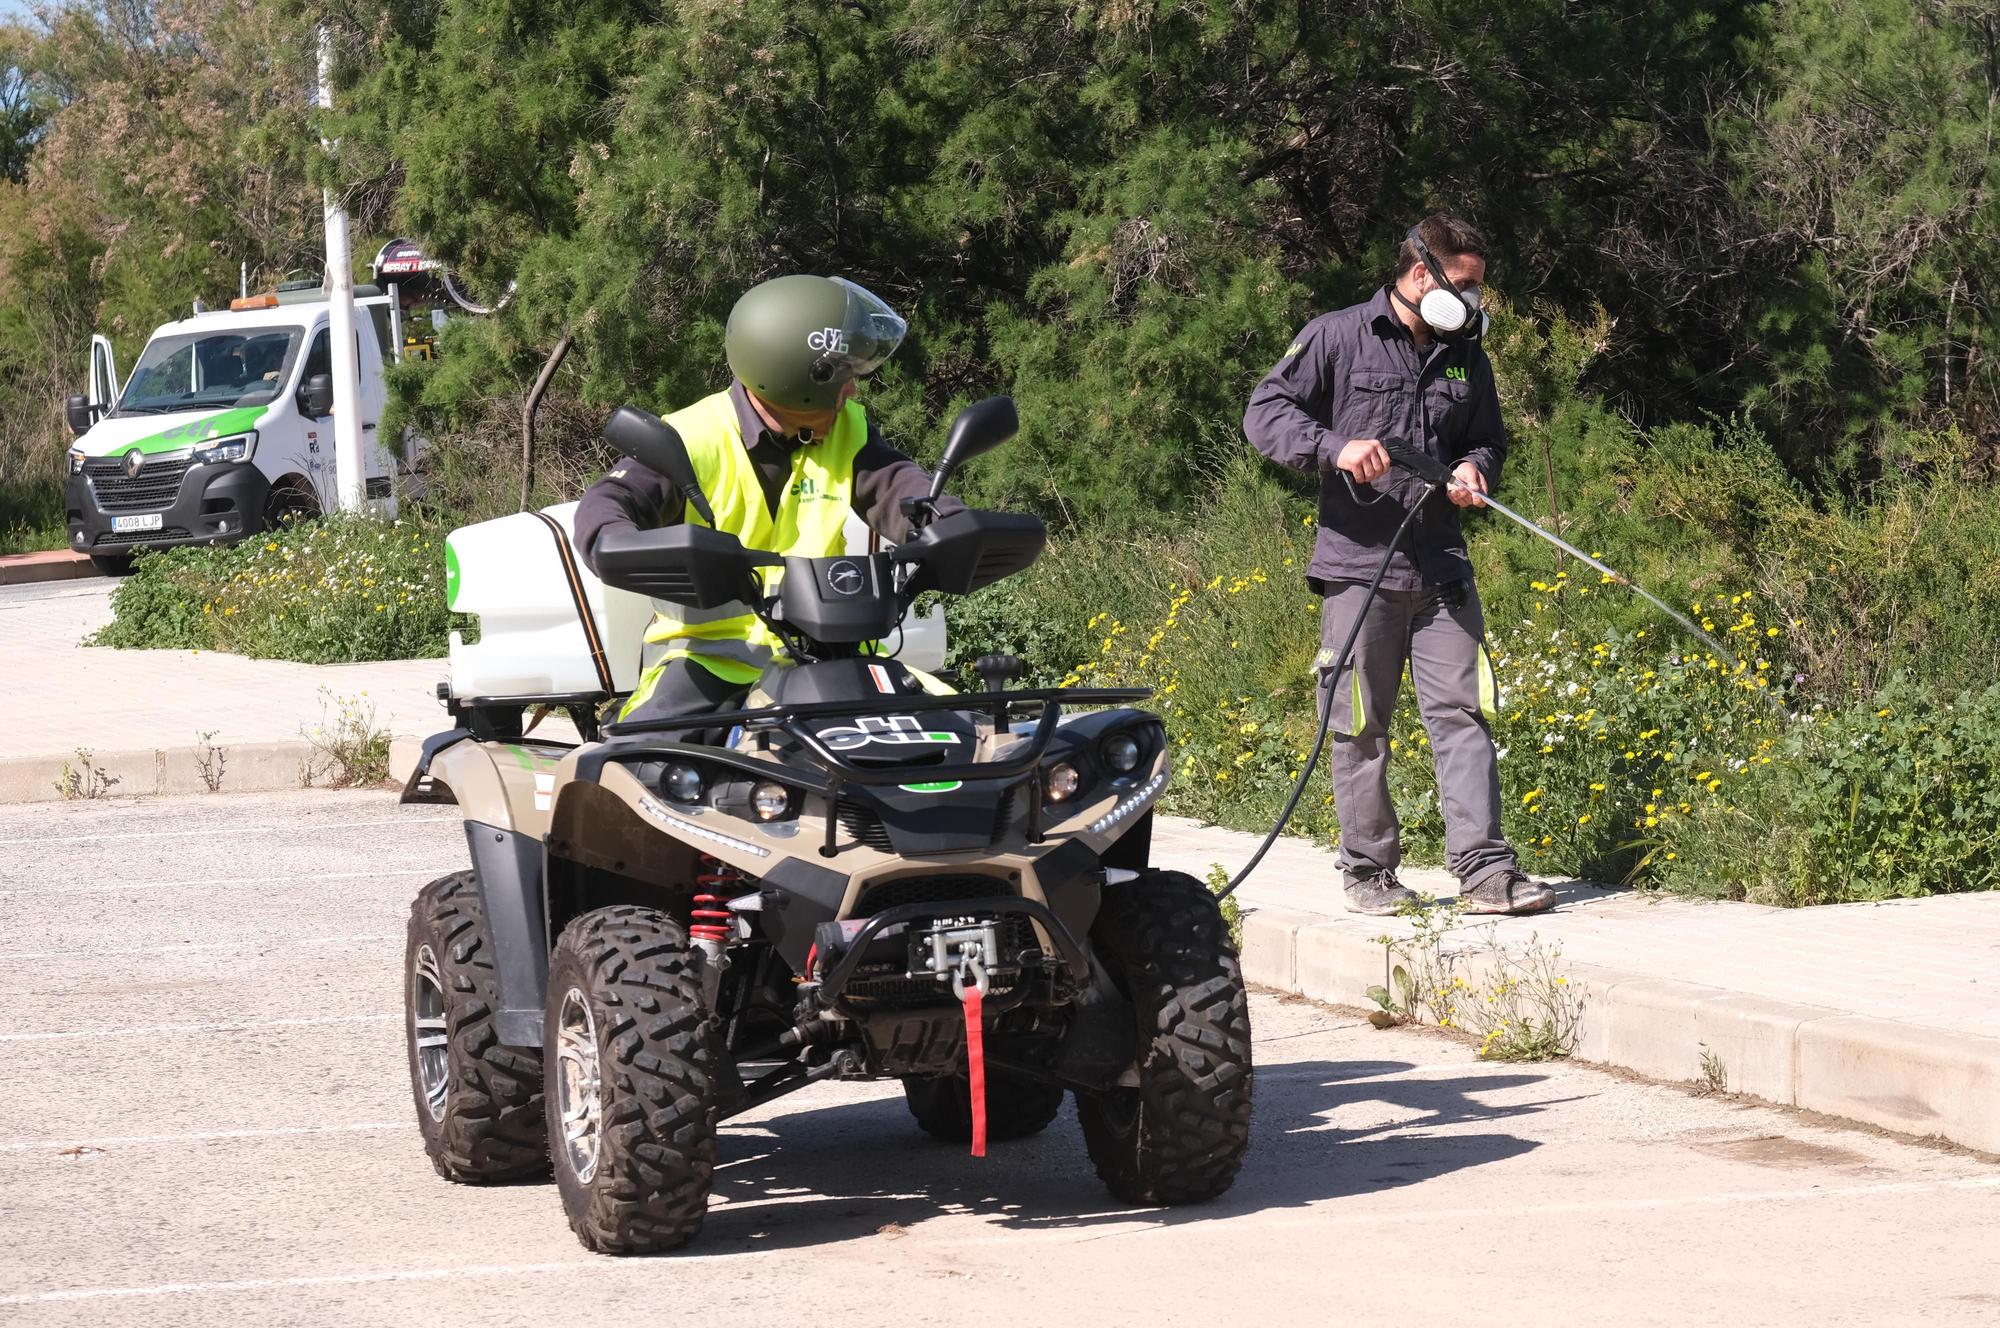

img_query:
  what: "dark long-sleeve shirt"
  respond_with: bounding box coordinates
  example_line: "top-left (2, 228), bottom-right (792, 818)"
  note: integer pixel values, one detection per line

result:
top-left (1243, 286), bottom-right (1508, 590)
top-left (574, 381), bottom-right (963, 571)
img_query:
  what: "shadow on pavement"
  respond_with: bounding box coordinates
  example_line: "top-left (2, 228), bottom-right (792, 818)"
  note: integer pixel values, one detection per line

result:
top-left (696, 1057), bottom-right (1561, 1253)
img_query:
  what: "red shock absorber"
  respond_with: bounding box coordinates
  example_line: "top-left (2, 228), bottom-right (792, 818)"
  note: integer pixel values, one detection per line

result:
top-left (689, 857), bottom-right (736, 945)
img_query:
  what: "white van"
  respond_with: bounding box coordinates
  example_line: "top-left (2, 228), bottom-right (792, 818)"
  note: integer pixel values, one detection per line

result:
top-left (62, 287), bottom-right (418, 573)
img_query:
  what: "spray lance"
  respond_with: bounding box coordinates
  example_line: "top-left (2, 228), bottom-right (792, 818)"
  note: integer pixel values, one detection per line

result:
top-left (1215, 438), bottom-right (1755, 902)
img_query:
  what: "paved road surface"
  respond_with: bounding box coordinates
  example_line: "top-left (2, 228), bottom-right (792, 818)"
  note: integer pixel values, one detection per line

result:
top-left (0, 578), bottom-right (445, 761)
top-left (1, 790), bottom-right (1995, 1326)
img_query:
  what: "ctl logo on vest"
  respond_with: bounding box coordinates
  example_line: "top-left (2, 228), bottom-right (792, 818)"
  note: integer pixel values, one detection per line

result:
top-left (806, 326), bottom-right (849, 353)
top-left (1444, 366), bottom-right (1468, 381)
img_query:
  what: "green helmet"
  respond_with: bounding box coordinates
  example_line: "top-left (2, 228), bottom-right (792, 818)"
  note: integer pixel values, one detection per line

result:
top-left (725, 274), bottom-right (907, 413)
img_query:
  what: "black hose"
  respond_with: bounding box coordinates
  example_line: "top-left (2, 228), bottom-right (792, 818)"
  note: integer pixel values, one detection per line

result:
top-left (1216, 479), bottom-right (1437, 902)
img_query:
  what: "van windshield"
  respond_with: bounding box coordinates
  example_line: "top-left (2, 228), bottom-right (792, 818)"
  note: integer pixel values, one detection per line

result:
top-left (115, 326), bottom-right (306, 415)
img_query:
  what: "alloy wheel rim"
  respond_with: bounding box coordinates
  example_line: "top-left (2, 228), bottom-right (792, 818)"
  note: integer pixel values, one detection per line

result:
top-left (412, 945), bottom-right (450, 1122)
top-left (556, 987), bottom-right (603, 1183)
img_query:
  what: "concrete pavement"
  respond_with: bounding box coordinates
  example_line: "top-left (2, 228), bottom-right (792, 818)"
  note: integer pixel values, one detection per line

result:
top-left (1150, 820), bottom-right (2000, 1154)
top-left (0, 578), bottom-right (444, 800)
top-left (0, 550), bottom-right (95, 586)
top-left (5, 578), bottom-right (1999, 1156)
top-left (3, 790), bottom-right (1998, 1327)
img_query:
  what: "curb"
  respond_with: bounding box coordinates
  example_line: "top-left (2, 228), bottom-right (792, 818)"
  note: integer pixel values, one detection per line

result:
top-left (1239, 907), bottom-right (2000, 1155)
top-left (0, 740), bottom-right (323, 804)
top-left (0, 550), bottom-right (96, 586)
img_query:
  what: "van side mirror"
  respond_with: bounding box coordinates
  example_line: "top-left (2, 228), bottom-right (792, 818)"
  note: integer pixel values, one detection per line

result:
top-left (66, 395), bottom-right (93, 436)
top-left (604, 405), bottom-right (716, 526)
top-left (930, 395), bottom-right (1018, 500)
top-left (297, 373), bottom-right (334, 418)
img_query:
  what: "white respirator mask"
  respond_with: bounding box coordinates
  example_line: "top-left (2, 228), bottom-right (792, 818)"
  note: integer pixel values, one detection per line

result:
top-left (1402, 226), bottom-right (1490, 343)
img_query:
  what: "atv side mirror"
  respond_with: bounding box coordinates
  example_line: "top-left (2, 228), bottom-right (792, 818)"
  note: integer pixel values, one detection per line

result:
top-left (297, 373), bottom-right (334, 418)
top-left (66, 395), bottom-right (93, 436)
top-left (929, 396), bottom-right (1018, 500)
top-left (604, 405), bottom-right (717, 526)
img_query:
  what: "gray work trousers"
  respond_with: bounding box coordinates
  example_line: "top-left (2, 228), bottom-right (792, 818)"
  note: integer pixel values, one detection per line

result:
top-left (1316, 580), bottom-right (1516, 888)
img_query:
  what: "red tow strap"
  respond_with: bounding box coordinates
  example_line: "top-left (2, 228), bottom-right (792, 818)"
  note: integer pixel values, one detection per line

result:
top-left (962, 985), bottom-right (987, 1158)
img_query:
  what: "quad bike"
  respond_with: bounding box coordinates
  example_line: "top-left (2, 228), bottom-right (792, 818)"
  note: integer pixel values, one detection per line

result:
top-left (400, 397), bottom-right (1253, 1254)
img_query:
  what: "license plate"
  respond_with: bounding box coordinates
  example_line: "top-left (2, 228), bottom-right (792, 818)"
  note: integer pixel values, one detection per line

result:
top-left (111, 513), bottom-right (164, 534)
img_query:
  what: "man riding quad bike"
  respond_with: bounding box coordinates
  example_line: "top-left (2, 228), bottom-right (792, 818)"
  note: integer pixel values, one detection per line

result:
top-left (400, 275), bottom-right (1253, 1254)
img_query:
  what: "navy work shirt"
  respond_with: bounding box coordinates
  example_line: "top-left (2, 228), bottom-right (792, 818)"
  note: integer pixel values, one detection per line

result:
top-left (1242, 287), bottom-right (1508, 591)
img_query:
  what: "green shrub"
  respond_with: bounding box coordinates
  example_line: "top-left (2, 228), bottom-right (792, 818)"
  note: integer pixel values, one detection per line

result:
top-left (90, 514), bottom-right (452, 663)
top-left (0, 479), bottom-right (62, 555)
top-left (1654, 678), bottom-right (2000, 905)
top-left (1031, 439), bottom-right (2000, 905)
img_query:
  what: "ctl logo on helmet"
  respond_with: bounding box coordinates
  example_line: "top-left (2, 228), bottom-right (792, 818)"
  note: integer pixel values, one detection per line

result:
top-left (805, 327), bottom-right (849, 353)
top-left (826, 560), bottom-right (866, 596)
top-left (123, 451), bottom-right (145, 479)
top-left (817, 715), bottom-right (960, 752)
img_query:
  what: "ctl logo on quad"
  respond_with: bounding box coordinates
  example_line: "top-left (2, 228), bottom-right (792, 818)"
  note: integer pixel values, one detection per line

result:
top-left (817, 715), bottom-right (960, 752)
top-left (825, 560), bottom-right (865, 596)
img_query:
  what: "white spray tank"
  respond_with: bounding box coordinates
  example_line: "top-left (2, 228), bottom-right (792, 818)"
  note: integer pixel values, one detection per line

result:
top-left (443, 503), bottom-right (948, 701)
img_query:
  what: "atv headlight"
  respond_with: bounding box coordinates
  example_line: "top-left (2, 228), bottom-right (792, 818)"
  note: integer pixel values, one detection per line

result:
top-left (1102, 732), bottom-right (1143, 774)
top-left (663, 762), bottom-right (704, 804)
top-left (192, 431), bottom-right (256, 465)
top-left (67, 448), bottom-right (86, 476)
top-left (751, 781), bottom-right (790, 822)
top-left (1046, 762), bottom-right (1080, 803)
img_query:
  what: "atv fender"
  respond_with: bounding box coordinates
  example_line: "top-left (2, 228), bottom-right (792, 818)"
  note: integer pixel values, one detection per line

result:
top-left (463, 819), bottom-right (550, 1045)
top-left (424, 737), bottom-right (568, 1045)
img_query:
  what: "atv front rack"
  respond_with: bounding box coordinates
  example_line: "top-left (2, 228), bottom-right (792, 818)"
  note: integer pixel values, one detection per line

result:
top-left (601, 686), bottom-right (1150, 742)
top-left (586, 687), bottom-right (1152, 856)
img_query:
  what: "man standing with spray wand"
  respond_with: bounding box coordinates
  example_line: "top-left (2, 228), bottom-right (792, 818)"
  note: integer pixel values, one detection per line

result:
top-left (1242, 214), bottom-right (1553, 917)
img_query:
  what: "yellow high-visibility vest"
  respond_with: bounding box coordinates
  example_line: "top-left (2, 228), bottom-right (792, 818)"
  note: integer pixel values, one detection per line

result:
top-left (623, 388), bottom-right (868, 714)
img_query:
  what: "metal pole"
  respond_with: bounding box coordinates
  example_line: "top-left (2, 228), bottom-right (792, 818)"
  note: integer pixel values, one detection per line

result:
top-left (317, 26), bottom-right (366, 514)
top-left (387, 281), bottom-right (404, 366)
top-left (239, 260), bottom-right (247, 300)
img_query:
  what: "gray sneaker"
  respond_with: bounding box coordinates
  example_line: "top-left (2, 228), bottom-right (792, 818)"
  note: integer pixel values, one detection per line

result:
top-left (1344, 872), bottom-right (1417, 916)
top-left (1460, 871), bottom-right (1557, 915)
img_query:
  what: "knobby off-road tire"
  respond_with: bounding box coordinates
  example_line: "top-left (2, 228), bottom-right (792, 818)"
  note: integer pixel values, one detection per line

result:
top-left (545, 906), bottom-right (718, 1255)
top-left (903, 1068), bottom-right (1067, 1144)
top-left (405, 871), bottom-right (549, 1181)
top-left (1075, 869), bottom-right (1253, 1204)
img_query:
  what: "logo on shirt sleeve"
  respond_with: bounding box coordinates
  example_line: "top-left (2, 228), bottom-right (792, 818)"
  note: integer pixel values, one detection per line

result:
top-left (1283, 342), bottom-right (1304, 358)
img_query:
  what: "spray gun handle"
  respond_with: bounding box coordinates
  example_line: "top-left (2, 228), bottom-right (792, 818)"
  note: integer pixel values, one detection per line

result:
top-left (1381, 438), bottom-right (1454, 486)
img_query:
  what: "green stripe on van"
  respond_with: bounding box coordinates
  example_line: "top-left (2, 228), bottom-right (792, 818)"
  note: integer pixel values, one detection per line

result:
top-left (109, 405), bottom-right (267, 457)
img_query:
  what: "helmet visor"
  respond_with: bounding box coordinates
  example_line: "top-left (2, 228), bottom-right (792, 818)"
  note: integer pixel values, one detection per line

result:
top-left (808, 278), bottom-right (907, 384)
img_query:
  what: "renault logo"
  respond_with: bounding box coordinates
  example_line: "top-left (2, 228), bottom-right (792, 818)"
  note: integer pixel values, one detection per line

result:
top-left (123, 451), bottom-right (144, 479)
top-left (826, 560), bottom-right (865, 596)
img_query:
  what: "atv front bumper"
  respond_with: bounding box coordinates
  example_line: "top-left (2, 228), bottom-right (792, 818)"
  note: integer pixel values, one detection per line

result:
top-left (65, 455), bottom-right (271, 557)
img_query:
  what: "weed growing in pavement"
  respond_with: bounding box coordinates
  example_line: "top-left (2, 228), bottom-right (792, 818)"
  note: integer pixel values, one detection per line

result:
top-left (303, 689), bottom-right (391, 787)
top-left (1204, 863), bottom-right (1245, 951)
top-left (1365, 898), bottom-right (1582, 1061)
top-left (194, 730), bottom-right (226, 792)
top-left (1469, 932), bottom-right (1584, 1061)
top-left (1698, 1043), bottom-right (1728, 1095)
top-left (52, 748), bottom-right (117, 800)
top-left (1366, 896), bottom-right (1468, 1029)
